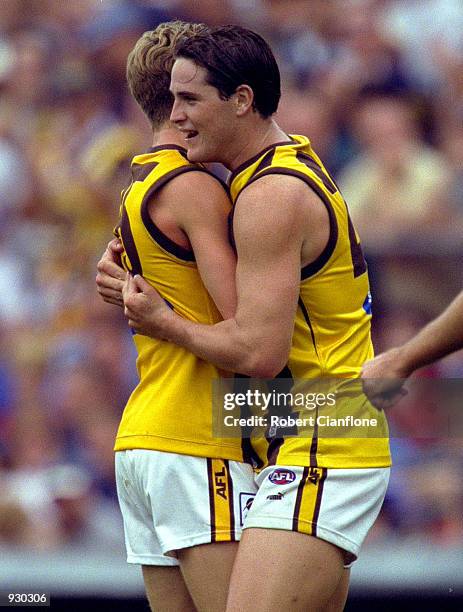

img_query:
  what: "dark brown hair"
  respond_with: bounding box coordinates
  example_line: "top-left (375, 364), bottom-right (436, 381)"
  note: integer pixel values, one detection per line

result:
top-left (175, 25), bottom-right (281, 118)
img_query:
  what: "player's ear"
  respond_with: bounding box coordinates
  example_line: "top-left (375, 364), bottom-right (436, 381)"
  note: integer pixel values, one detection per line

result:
top-left (234, 85), bottom-right (254, 116)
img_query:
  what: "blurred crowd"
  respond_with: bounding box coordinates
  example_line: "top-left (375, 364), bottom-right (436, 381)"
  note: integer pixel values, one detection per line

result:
top-left (0, 0), bottom-right (462, 554)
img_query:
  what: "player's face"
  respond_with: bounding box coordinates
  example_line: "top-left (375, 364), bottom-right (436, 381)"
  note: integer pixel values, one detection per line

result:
top-left (170, 58), bottom-right (237, 165)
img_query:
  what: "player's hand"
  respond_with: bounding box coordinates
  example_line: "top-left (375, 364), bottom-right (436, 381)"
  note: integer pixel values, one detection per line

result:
top-left (122, 273), bottom-right (173, 339)
top-left (96, 239), bottom-right (126, 307)
top-left (361, 348), bottom-right (408, 410)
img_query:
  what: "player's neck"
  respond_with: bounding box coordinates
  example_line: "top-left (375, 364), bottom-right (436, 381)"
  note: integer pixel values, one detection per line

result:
top-left (226, 119), bottom-right (289, 171)
top-left (152, 124), bottom-right (186, 149)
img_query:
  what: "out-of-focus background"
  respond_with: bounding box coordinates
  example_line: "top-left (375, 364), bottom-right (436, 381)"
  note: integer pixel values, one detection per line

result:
top-left (0, 0), bottom-right (462, 609)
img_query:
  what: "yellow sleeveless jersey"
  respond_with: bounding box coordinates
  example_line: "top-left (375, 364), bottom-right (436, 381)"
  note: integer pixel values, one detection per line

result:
top-left (114, 144), bottom-right (244, 461)
top-left (229, 135), bottom-right (391, 469)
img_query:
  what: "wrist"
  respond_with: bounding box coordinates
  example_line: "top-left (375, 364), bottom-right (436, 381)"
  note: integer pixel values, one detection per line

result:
top-left (394, 345), bottom-right (417, 378)
top-left (161, 308), bottom-right (189, 345)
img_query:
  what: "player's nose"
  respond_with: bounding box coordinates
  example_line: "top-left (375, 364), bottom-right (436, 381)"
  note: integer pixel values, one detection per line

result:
top-left (170, 99), bottom-right (186, 124)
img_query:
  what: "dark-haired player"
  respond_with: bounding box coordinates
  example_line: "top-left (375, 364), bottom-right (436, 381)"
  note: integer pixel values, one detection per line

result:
top-left (123, 25), bottom-right (391, 611)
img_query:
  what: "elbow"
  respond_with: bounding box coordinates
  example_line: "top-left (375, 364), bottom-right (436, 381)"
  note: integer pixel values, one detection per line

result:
top-left (229, 327), bottom-right (290, 378)
top-left (248, 364), bottom-right (285, 379)
top-left (239, 350), bottom-right (288, 379)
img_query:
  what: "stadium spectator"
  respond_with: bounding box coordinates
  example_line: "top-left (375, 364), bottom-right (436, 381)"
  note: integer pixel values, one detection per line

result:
top-left (339, 94), bottom-right (453, 248)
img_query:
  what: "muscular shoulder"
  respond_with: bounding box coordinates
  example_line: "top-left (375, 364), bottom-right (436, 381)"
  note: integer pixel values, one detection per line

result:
top-left (232, 175), bottom-right (304, 251)
top-left (234, 173), bottom-right (331, 266)
top-left (145, 169), bottom-right (231, 247)
top-left (235, 173), bottom-right (326, 238)
top-left (159, 170), bottom-right (231, 217)
top-left (239, 173), bottom-right (326, 218)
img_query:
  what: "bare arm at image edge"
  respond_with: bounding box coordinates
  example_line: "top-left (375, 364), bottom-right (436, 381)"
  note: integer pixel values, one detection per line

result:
top-left (362, 291), bottom-right (463, 408)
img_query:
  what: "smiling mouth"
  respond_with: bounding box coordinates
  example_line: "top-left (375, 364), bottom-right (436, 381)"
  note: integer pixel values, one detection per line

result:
top-left (184, 130), bottom-right (199, 141)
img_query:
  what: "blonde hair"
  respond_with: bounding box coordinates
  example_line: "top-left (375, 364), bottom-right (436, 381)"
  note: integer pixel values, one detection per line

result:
top-left (127, 21), bottom-right (207, 129)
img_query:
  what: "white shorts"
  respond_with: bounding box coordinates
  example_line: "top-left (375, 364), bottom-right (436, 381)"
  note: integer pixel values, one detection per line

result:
top-left (115, 449), bottom-right (257, 565)
top-left (244, 465), bottom-right (390, 566)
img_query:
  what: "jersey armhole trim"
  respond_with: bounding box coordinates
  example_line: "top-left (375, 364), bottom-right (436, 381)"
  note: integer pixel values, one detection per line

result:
top-left (140, 166), bottom-right (216, 262)
top-left (228, 139), bottom-right (296, 184)
top-left (235, 168), bottom-right (338, 279)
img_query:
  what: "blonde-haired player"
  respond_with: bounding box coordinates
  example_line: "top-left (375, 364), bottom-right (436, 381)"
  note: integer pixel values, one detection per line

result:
top-left (97, 22), bottom-right (256, 612)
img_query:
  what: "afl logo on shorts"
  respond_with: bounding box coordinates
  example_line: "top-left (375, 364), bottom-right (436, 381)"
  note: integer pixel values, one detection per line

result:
top-left (268, 469), bottom-right (296, 485)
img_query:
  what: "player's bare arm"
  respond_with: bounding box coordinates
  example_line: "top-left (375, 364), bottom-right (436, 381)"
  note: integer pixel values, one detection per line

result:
top-left (97, 171), bottom-right (236, 318)
top-left (96, 238), bottom-right (126, 307)
top-left (362, 290), bottom-right (463, 408)
top-left (124, 175), bottom-right (329, 377)
top-left (158, 169), bottom-right (237, 319)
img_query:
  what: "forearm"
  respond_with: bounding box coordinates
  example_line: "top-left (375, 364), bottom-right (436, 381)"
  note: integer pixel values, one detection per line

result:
top-left (160, 311), bottom-right (283, 377)
top-left (398, 292), bottom-right (463, 375)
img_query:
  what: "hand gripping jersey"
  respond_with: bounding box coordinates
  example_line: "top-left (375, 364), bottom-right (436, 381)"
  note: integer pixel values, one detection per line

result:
top-left (228, 135), bottom-right (391, 469)
top-left (114, 145), bottom-right (244, 461)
